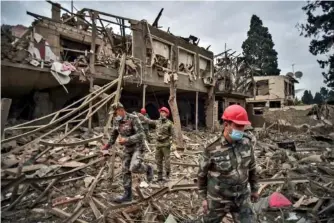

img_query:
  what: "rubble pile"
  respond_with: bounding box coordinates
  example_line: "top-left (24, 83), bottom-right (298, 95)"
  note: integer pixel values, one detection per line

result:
top-left (263, 104), bottom-right (334, 133)
top-left (1, 109), bottom-right (334, 222)
top-left (1, 25), bottom-right (30, 64)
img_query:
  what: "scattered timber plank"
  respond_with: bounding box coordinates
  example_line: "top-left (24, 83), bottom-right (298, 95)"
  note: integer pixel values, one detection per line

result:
top-left (30, 177), bottom-right (61, 208)
top-left (50, 207), bottom-right (88, 223)
top-left (62, 201), bottom-right (85, 223)
top-left (52, 196), bottom-right (84, 207)
top-left (2, 79), bottom-right (117, 144)
top-left (122, 211), bottom-right (134, 223)
top-left (92, 197), bottom-right (107, 209)
top-left (104, 54), bottom-right (126, 136)
top-left (145, 159), bottom-right (198, 167)
top-left (61, 161), bottom-right (86, 168)
top-left (1, 158), bottom-right (104, 185)
top-left (3, 185), bottom-right (30, 211)
top-left (258, 171), bottom-right (283, 195)
top-left (39, 135), bottom-right (103, 147)
top-left (2, 164), bottom-right (47, 175)
top-left (89, 198), bottom-right (102, 219)
top-left (87, 166), bottom-right (105, 198)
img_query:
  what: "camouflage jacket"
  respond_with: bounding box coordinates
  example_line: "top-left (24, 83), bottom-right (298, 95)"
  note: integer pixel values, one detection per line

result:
top-left (139, 115), bottom-right (174, 145)
top-left (108, 113), bottom-right (145, 148)
top-left (197, 135), bottom-right (259, 201)
top-left (141, 114), bottom-right (150, 131)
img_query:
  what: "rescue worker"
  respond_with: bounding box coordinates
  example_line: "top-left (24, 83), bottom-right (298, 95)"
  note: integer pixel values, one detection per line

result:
top-left (138, 107), bottom-right (174, 182)
top-left (140, 108), bottom-right (151, 142)
top-left (101, 103), bottom-right (154, 203)
top-left (195, 104), bottom-right (259, 223)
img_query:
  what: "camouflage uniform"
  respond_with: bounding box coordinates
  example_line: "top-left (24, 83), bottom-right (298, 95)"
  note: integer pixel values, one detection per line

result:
top-left (139, 115), bottom-right (174, 180)
top-left (109, 113), bottom-right (150, 188)
top-left (196, 135), bottom-right (259, 223)
top-left (141, 114), bottom-right (151, 142)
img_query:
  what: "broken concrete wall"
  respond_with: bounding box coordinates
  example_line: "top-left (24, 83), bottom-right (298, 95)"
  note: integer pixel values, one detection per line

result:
top-left (6, 83), bottom-right (90, 124)
top-left (224, 97), bottom-right (246, 108)
top-left (130, 20), bottom-right (214, 93)
top-left (34, 23), bottom-right (61, 58)
top-left (247, 76), bottom-right (297, 108)
top-left (247, 103), bottom-right (265, 128)
top-left (33, 91), bottom-right (54, 121)
top-left (249, 104), bottom-right (334, 132)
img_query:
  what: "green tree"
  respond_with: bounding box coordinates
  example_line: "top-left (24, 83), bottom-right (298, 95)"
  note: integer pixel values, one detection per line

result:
top-left (313, 92), bottom-right (323, 104)
top-left (242, 15), bottom-right (280, 76)
top-left (301, 90), bottom-right (314, 104)
top-left (320, 87), bottom-right (329, 100)
top-left (294, 97), bottom-right (303, 105)
top-left (328, 90), bottom-right (334, 101)
top-left (298, 1), bottom-right (334, 89)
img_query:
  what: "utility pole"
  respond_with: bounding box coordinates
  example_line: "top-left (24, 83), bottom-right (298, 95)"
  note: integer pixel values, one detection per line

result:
top-left (292, 63), bottom-right (295, 73)
top-left (71, 0), bottom-right (73, 14)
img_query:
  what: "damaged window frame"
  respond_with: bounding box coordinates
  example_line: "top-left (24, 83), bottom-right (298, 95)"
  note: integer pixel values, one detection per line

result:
top-left (198, 54), bottom-right (213, 79)
top-left (177, 46), bottom-right (197, 76)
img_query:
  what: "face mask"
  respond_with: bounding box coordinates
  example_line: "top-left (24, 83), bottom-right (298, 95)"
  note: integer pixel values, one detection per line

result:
top-left (160, 115), bottom-right (166, 120)
top-left (229, 129), bottom-right (244, 141)
top-left (115, 115), bottom-right (123, 121)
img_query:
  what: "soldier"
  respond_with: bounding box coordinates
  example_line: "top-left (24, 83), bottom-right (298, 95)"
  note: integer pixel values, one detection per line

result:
top-left (138, 107), bottom-right (174, 182)
top-left (140, 108), bottom-right (151, 142)
top-left (101, 103), bottom-right (153, 203)
top-left (195, 104), bottom-right (259, 223)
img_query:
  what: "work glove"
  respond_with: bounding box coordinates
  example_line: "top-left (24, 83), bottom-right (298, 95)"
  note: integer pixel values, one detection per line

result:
top-left (101, 144), bottom-right (111, 156)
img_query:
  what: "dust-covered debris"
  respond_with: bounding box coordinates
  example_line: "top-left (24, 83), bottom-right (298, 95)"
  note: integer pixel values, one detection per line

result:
top-left (1, 102), bottom-right (334, 222)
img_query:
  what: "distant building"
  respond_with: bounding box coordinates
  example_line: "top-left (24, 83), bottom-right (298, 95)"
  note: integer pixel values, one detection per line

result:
top-left (246, 75), bottom-right (299, 114)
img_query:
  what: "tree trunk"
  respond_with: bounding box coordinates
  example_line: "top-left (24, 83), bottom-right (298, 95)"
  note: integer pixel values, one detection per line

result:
top-left (168, 77), bottom-right (184, 148)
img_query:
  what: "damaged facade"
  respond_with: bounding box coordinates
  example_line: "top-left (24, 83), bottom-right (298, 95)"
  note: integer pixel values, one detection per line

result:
top-left (1, 2), bottom-right (253, 130)
top-left (246, 75), bottom-right (299, 115)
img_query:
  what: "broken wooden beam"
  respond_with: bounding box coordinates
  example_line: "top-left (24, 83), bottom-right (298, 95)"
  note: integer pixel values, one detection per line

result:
top-left (30, 177), bottom-right (61, 208)
top-left (1, 157), bottom-right (104, 185)
top-left (50, 207), bottom-right (88, 223)
top-left (39, 135), bottom-right (103, 147)
top-left (2, 79), bottom-right (118, 145)
top-left (104, 53), bottom-right (126, 136)
top-left (61, 201), bottom-right (85, 223)
top-left (52, 196), bottom-right (84, 207)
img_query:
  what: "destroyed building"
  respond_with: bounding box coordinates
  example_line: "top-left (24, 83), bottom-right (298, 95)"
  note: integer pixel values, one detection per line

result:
top-left (246, 75), bottom-right (299, 114)
top-left (1, 2), bottom-right (334, 223)
top-left (1, 2), bottom-right (253, 130)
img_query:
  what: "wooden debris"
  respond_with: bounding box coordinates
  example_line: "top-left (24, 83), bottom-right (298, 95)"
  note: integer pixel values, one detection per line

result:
top-left (50, 207), bottom-right (88, 223)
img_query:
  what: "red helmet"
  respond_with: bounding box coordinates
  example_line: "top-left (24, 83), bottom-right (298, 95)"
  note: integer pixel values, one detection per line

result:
top-left (159, 107), bottom-right (170, 116)
top-left (222, 105), bottom-right (251, 125)
top-left (140, 108), bottom-right (146, 114)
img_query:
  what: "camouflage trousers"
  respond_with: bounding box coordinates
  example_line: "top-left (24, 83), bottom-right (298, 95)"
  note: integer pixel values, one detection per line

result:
top-left (122, 149), bottom-right (148, 188)
top-left (155, 144), bottom-right (171, 175)
top-left (144, 129), bottom-right (151, 142)
top-left (199, 198), bottom-right (254, 223)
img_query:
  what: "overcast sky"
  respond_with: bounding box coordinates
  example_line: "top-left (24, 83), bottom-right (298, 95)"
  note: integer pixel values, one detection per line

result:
top-left (1, 1), bottom-right (329, 97)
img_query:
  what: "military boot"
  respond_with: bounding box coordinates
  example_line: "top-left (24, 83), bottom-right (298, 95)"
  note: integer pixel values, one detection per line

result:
top-left (112, 186), bottom-right (132, 203)
top-left (166, 171), bottom-right (170, 181)
top-left (146, 165), bottom-right (154, 182)
top-left (157, 172), bottom-right (163, 182)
